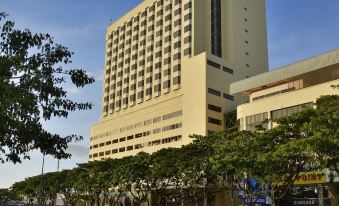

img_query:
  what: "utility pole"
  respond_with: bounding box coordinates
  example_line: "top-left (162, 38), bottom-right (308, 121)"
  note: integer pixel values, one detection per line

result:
top-left (317, 184), bottom-right (324, 206)
top-left (38, 154), bottom-right (46, 206)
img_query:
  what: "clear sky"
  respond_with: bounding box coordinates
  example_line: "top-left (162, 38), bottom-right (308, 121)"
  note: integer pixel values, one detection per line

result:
top-left (0, 0), bottom-right (339, 188)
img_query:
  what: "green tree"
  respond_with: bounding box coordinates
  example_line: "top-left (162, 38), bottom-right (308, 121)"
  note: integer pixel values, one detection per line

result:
top-left (303, 95), bottom-right (339, 171)
top-left (0, 188), bottom-right (15, 206)
top-left (11, 176), bottom-right (40, 206)
top-left (0, 12), bottom-right (94, 163)
top-left (59, 169), bottom-right (85, 206)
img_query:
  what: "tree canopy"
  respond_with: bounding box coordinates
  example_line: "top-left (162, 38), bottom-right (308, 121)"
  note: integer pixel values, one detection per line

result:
top-left (0, 12), bottom-right (94, 163)
top-left (6, 94), bottom-right (339, 206)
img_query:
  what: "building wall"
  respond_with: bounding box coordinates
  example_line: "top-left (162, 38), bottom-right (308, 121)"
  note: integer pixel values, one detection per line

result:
top-left (237, 79), bottom-right (339, 131)
top-left (90, 0), bottom-right (268, 160)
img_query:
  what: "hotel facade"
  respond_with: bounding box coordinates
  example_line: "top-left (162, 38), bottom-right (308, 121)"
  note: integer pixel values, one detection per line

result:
top-left (90, 0), bottom-right (268, 160)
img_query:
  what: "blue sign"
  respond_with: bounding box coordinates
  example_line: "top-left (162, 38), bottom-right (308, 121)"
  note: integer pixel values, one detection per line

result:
top-left (244, 196), bottom-right (270, 205)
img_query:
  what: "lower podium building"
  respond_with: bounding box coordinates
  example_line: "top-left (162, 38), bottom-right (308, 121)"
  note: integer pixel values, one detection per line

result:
top-left (230, 49), bottom-right (339, 206)
top-left (230, 49), bottom-right (339, 132)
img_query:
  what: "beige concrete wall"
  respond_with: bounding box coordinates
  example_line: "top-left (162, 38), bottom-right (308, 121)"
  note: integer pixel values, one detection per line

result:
top-left (230, 0), bottom-right (268, 76)
top-left (237, 79), bottom-right (339, 130)
top-left (182, 53), bottom-right (207, 140)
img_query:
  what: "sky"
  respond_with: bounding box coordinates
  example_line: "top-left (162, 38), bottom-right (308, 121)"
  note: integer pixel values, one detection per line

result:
top-left (0, 0), bottom-right (339, 188)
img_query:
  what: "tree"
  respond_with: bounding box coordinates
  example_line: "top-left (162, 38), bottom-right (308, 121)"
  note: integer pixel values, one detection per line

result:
top-left (210, 129), bottom-right (268, 206)
top-left (11, 176), bottom-right (39, 206)
top-left (0, 12), bottom-right (94, 163)
top-left (211, 94), bottom-right (339, 206)
top-left (59, 169), bottom-right (85, 206)
top-left (0, 188), bottom-right (15, 206)
top-left (303, 95), bottom-right (339, 171)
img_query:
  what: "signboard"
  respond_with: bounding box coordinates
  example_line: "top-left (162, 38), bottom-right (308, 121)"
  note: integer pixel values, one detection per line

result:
top-left (280, 198), bottom-right (331, 206)
top-left (243, 196), bottom-right (272, 205)
top-left (293, 171), bottom-right (327, 185)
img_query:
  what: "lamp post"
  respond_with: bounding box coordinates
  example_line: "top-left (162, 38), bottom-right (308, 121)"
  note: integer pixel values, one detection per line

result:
top-left (37, 154), bottom-right (46, 206)
top-left (315, 185), bottom-right (324, 206)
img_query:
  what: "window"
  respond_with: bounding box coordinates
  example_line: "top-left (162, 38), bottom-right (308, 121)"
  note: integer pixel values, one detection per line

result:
top-left (154, 84), bottom-right (161, 92)
top-left (165, 14), bottom-right (172, 21)
top-left (153, 116), bottom-right (162, 123)
top-left (135, 133), bottom-right (143, 138)
top-left (164, 69), bottom-right (171, 76)
top-left (271, 103), bottom-right (313, 121)
top-left (184, 48), bottom-right (191, 56)
top-left (211, 0), bottom-right (222, 57)
top-left (184, 2), bottom-right (192, 10)
top-left (163, 110), bottom-right (183, 120)
top-left (208, 104), bottom-right (221, 112)
top-left (119, 147), bottom-right (126, 152)
top-left (112, 139), bottom-right (118, 144)
top-left (173, 76), bottom-right (181, 85)
top-left (184, 13), bottom-right (192, 21)
top-left (165, 4), bottom-right (172, 11)
top-left (184, 36), bottom-right (191, 44)
top-left (173, 64), bottom-right (181, 72)
top-left (223, 66), bottom-right (234, 74)
top-left (208, 88), bottom-right (221, 97)
top-left (119, 137), bottom-right (126, 142)
top-left (163, 80), bottom-right (170, 89)
top-left (174, 30), bottom-right (181, 37)
top-left (112, 149), bottom-right (118, 154)
top-left (144, 119), bottom-right (152, 126)
top-left (127, 146), bottom-right (133, 151)
top-left (135, 144), bottom-right (143, 149)
top-left (174, 9), bottom-right (181, 16)
top-left (223, 93), bottom-right (234, 101)
top-left (143, 131), bottom-right (151, 136)
top-left (208, 117), bottom-right (221, 125)
top-left (174, 41), bottom-right (181, 49)
top-left (105, 150), bottom-right (111, 155)
top-left (184, 25), bottom-right (191, 32)
top-left (162, 123), bottom-right (182, 132)
top-left (153, 128), bottom-right (161, 134)
top-left (207, 60), bottom-right (220, 69)
top-left (146, 88), bottom-right (152, 95)
top-left (246, 112), bottom-right (268, 132)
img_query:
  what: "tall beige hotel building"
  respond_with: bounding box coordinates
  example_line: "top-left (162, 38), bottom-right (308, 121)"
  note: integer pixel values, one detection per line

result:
top-left (90, 0), bottom-right (268, 160)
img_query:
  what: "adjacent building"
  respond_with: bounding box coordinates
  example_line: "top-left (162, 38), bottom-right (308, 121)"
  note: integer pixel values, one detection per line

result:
top-left (230, 49), bottom-right (339, 132)
top-left (90, 0), bottom-right (268, 160)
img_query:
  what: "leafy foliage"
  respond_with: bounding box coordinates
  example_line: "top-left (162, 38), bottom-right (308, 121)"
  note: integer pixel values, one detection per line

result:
top-left (7, 94), bottom-right (339, 206)
top-left (0, 12), bottom-right (94, 163)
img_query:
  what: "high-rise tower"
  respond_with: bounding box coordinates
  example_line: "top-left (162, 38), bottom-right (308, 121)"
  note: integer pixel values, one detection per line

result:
top-left (90, 0), bottom-right (268, 160)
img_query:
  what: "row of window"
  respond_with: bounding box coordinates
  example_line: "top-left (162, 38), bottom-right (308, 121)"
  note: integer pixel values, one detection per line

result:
top-left (207, 60), bottom-right (234, 74)
top-left (91, 122), bottom-right (182, 150)
top-left (252, 80), bottom-right (303, 101)
top-left (103, 0), bottom-right (193, 114)
top-left (91, 110), bottom-right (183, 141)
top-left (208, 88), bottom-right (234, 101)
top-left (90, 135), bottom-right (183, 159)
top-left (244, 102), bottom-right (313, 131)
top-left (252, 87), bottom-right (295, 102)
